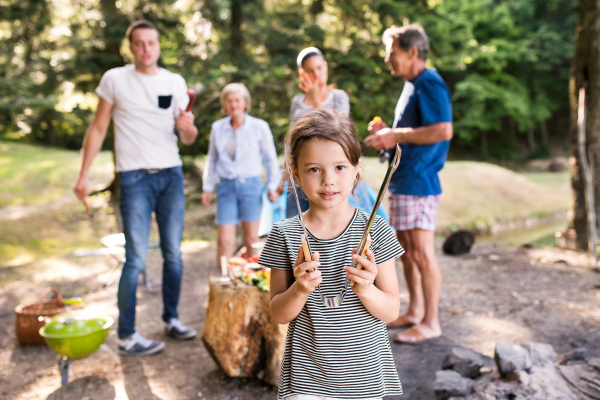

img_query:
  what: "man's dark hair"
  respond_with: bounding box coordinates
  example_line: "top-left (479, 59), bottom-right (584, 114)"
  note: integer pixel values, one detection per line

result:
top-left (126, 20), bottom-right (159, 42)
top-left (383, 23), bottom-right (430, 61)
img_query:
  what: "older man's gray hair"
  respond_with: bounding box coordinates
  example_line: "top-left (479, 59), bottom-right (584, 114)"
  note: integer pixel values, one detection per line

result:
top-left (383, 23), bottom-right (430, 61)
top-left (220, 82), bottom-right (251, 114)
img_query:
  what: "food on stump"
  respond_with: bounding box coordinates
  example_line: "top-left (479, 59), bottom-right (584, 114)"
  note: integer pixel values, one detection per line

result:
top-left (229, 256), bottom-right (247, 266)
top-left (240, 267), bottom-right (271, 292)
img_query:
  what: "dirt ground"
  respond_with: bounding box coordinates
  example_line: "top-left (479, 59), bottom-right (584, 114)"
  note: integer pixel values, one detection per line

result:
top-left (1, 202), bottom-right (599, 400)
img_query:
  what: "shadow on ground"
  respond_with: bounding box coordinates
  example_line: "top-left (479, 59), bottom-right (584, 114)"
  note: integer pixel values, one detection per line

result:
top-left (46, 376), bottom-right (116, 400)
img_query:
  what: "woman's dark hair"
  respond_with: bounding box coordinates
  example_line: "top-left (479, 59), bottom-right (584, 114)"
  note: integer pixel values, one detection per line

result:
top-left (297, 47), bottom-right (325, 69)
top-left (286, 109), bottom-right (363, 192)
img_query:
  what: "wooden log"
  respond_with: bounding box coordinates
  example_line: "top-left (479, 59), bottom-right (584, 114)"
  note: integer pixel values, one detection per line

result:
top-left (201, 276), bottom-right (287, 387)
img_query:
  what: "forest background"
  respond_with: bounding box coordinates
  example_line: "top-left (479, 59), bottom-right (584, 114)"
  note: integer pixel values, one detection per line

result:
top-left (0, 0), bottom-right (577, 160)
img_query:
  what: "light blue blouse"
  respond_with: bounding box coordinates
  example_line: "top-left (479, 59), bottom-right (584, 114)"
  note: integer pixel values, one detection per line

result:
top-left (202, 114), bottom-right (280, 192)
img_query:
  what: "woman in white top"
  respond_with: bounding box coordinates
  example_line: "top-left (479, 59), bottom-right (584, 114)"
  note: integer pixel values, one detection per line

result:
top-left (279, 47), bottom-right (351, 217)
top-left (202, 83), bottom-right (280, 266)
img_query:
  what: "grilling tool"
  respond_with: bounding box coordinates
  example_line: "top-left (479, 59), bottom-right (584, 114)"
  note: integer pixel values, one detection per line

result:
top-left (348, 144), bottom-right (401, 288)
top-left (284, 163), bottom-right (324, 301)
top-left (78, 188), bottom-right (90, 214)
top-left (349, 234), bottom-right (371, 287)
top-left (285, 144), bottom-right (401, 307)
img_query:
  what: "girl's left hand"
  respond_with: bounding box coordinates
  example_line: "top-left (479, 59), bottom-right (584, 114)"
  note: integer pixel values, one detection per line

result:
top-left (344, 248), bottom-right (377, 295)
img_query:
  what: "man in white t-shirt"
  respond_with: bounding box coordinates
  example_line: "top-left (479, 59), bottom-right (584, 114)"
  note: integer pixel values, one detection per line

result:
top-left (73, 20), bottom-right (198, 356)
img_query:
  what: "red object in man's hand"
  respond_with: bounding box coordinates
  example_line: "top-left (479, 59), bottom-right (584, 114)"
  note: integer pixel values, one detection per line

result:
top-left (186, 89), bottom-right (196, 112)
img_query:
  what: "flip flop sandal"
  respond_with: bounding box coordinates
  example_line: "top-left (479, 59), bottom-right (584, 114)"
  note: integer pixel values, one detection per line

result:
top-left (386, 315), bottom-right (417, 329)
top-left (393, 328), bottom-right (431, 345)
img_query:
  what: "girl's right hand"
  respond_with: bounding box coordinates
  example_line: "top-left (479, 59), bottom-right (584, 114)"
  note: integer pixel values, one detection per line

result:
top-left (201, 191), bottom-right (212, 206)
top-left (293, 246), bottom-right (322, 294)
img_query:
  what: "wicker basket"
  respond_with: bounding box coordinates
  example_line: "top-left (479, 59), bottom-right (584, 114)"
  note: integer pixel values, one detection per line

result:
top-left (15, 288), bottom-right (83, 345)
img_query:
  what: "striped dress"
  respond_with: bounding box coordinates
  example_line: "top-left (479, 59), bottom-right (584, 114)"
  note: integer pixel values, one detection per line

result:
top-left (259, 209), bottom-right (404, 399)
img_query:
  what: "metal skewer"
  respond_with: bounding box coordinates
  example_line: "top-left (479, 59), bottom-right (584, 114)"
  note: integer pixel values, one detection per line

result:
top-left (349, 145), bottom-right (402, 271)
top-left (284, 144), bottom-right (402, 308)
top-left (284, 163), bottom-right (323, 298)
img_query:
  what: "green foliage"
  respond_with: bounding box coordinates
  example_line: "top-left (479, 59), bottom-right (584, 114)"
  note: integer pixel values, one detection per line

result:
top-left (0, 0), bottom-right (577, 160)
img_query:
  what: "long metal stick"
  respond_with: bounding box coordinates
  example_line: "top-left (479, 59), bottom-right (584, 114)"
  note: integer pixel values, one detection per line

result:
top-left (349, 144), bottom-right (402, 270)
top-left (285, 163), bottom-right (311, 252)
top-left (285, 163), bottom-right (319, 280)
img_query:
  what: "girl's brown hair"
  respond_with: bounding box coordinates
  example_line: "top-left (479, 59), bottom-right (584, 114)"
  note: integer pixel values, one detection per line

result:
top-left (286, 109), bottom-right (363, 191)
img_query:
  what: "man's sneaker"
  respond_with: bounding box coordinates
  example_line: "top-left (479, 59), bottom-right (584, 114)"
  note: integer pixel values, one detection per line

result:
top-left (165, 319), bottom-right (197, 340)
top-left (118, 332), bottom-right (165, 356)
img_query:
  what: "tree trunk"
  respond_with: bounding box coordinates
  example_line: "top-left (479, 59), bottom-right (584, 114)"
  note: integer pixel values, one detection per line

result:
top-left (43, 110), bottom-right (57, 146)
top-left (527, 127), bottom-right (536, 153)
top-left (100, 0), bottom-right (125, 70)
top-left (509, 118), bottom-right (518, 150)
top-left (569, 0), bottom-right (600, 251)
top-left (99, 0), bottom-right (125, 202)
top-left (201, 277), bottom-right (287, 387)
top-left (231, 0), bottom-right (243, 61)
top-left (540, 120), bottom-right (550, 148)
top-left (481, 131), bottom-right (488, 160)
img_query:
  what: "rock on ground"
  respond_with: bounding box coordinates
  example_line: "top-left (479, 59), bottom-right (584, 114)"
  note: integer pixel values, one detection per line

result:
top-left (523, 342), bottom-right (557, 367)
top-left (494, 342), bottom-right (532, 376)
top-left (434, 370), bottom-right (474, 400)
top-left (442, 347), bottom-right (485, 378)
top-left (558, 347), bottom-right (588, 365)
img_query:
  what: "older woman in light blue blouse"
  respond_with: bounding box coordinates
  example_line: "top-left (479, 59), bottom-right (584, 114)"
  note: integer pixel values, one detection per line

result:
top-left (202, 83), bottom-right (280, 266)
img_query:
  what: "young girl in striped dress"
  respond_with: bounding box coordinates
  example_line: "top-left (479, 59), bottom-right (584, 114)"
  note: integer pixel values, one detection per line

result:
top-left (259, 109), bottom-right (404, 400)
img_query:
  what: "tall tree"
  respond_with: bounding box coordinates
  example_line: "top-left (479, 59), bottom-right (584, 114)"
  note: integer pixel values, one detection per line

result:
top-left (568, 0), bottom-right (600, 250)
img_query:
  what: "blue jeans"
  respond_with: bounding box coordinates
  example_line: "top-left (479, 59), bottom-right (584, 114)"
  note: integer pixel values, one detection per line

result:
top-left (117, 167), bottom-right (185, 339)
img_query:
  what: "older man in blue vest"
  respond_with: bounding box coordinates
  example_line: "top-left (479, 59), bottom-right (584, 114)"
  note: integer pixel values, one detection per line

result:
top-left (365, 23), bottom-right (453, 344)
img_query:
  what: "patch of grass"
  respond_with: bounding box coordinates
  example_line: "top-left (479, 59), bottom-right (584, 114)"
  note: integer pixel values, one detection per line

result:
top-left (360, 158), bottom-right (570, 232)
top-left (437, 162), bottom-right (569, 230)
top-left (0, 140), bottom-right (114, 207)
top-left (520, 171), bottom-right (570, 186)
top-left (480, 221), bottom-right (565, 247)
top-left (0, 195), bottom-right (121, 266)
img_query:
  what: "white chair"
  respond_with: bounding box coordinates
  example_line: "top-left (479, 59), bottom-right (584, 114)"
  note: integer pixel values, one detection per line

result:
top-left (100, 233), bottom-right (162, 294)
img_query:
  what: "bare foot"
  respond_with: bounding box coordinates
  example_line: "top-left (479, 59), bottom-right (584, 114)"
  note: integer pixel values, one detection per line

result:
top-left (386, 313), bottom-right (422, 329)
top-left (393, 323), bottom-right (442, 344)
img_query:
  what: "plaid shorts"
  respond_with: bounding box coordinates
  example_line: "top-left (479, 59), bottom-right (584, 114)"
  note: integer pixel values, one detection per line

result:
top-left (389, 194), bottom-right (441, 232)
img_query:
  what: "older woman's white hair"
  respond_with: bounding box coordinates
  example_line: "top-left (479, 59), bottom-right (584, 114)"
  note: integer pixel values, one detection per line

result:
top-left (220, 82), bottom-right (251, 114)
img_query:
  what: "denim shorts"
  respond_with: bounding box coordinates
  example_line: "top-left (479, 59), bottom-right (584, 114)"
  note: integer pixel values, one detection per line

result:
top-left (216, 176), bottom-right (263, 225)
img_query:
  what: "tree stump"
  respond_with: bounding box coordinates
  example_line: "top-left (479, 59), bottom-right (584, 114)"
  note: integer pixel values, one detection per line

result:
top-left (201, 276), bottom-right (287, 387)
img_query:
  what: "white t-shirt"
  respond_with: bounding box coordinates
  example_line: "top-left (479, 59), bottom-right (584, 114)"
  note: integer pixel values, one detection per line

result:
top-left (95, 65), bottom-right (189, 172)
